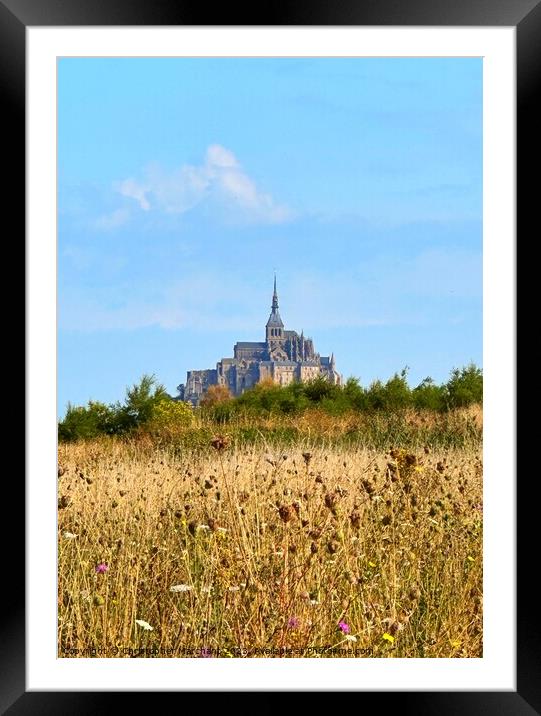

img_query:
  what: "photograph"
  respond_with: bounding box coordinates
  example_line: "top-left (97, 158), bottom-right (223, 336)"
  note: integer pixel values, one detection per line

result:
top-left (56, 56), bottom-right (484, 660)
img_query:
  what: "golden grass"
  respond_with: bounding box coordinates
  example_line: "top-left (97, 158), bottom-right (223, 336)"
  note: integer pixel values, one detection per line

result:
top-left (58, 439), bottom-right (482, 658)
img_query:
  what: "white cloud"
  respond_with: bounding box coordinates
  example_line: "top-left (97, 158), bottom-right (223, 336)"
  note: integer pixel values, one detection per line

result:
top-left (95, 207), bottom-right (131, 230)
top-left (206, 144), bottom-right (238, 168)
top-left (117, 179), bottom-right (150, 211)
top-left (114, 145), bottom-right (292, 224)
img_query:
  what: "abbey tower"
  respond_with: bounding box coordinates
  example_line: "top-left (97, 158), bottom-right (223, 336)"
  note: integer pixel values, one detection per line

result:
top-left (177, 278), bottom-right (341, 405)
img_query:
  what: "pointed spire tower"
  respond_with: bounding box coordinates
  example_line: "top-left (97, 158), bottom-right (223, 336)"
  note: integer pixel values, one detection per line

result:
top-left (266, 274), bottom-right (284, 343)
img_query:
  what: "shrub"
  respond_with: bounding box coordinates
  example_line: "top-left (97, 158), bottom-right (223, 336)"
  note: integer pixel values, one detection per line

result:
top-left (145, 398), bottom-right (194, 434)
top-left (413, 377), bottom-right (446, 411)
top-left (200, 384), bottom-right (232, 408)
top-left (58, 375), bottom-right (169, 441)
top-left (445, 364), bottom-right (483, 408)
top-left (364, 369), bottom-right (411, 411)
top-left (58, 401), bottom-right (111, 442)
top-left (123, 374), bottom-right (169, 427)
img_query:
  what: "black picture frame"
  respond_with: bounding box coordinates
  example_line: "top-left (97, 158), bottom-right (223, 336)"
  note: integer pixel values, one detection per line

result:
top-left (9, 0), bottom-right (536, 711)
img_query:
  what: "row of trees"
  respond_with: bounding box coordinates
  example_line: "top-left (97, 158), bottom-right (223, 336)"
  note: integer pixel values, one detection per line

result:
top-left (58, 364), bottom-right (482, 441)
top-left (207, 364), bottom-right (483, 419)
top-left (58, 375), bottom-right (194, 442)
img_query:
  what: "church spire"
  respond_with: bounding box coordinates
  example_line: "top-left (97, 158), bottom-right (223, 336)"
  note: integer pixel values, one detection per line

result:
top-left (266, 274), bottom-right (284, 338)
top-left (272, 274), bottom-right (279, 310)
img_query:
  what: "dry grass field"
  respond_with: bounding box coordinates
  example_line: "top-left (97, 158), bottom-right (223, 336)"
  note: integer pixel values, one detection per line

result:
top-left (58, 428), bottom-right (482, 658)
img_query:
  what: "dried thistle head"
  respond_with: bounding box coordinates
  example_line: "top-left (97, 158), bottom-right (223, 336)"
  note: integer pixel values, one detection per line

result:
top-left (361, 479), bottom-right (375, 495)
top-left (211, 435), bottom-right (229, 451)
top-left (58, 495), bottom-right (71, 510)
top-left (302, 452), bottom-right (312, 466)
top-left (278, 505), bottom-right (294, 523)
top-left (326, 540), bottom-right (339, 555)
top-left (324, 492), bottom-right (339, 516)
top-left (404, 453), bottom-right (418, 467)
top-left (208, 517), bottom-right (217, 532)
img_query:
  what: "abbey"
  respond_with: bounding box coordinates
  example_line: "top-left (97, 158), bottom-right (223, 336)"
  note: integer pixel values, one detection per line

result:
top-left (177, 278), bottom-right (342, 405)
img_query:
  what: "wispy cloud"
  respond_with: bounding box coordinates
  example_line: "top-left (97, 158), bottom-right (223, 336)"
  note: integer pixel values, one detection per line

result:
top-left (113, 144), bottom-right (292, 225)
top-left (58, 247), bottom-right (479, 335)
top-left (95, 207), bottom-right (131, 230)
top-left (59, 273), bottom-right (265, 333)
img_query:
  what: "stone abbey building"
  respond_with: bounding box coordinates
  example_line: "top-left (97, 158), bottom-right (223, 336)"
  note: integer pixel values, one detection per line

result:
top-left (177, 278), bottom-right (342, 405)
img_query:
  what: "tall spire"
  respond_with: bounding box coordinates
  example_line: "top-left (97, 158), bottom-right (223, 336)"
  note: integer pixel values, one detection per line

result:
top-left (272, 274), bottom-right (279, 310)
top-left (266, 273), bottom-right (284, 332)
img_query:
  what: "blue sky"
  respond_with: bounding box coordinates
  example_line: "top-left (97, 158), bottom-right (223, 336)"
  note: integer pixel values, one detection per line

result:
top-left (58, 57), bottom-right (482, 415)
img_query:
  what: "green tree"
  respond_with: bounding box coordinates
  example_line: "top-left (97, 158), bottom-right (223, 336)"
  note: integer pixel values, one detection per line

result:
top-left (445, 364), bottom-right (483, 408)
top-left (123, 374), bottom-right (168, 427)
top-left (413, 377), bottom-right (446, 411)
top-left (58, 400), bottom-right (114, 441)
top-left (303, 375), bottom-right (339, 403)
top-left (365, 369), bottom-right (411, 411)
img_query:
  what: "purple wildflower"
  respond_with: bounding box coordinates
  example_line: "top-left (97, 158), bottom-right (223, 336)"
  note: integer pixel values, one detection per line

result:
top-left (338, 621), bottom-right (350, 634)
top-left (287, 616), bottom-right (300, 629)
top-left (95, 563), bottom-right (109, 574)
top-left (199, 647), bottom-right (213, 658)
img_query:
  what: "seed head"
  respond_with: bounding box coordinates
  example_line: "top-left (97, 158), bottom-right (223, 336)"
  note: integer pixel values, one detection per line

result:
top-left (211, 435), bottom-right (229, 451)
top-left (278, 505), bottom-right (294, 523)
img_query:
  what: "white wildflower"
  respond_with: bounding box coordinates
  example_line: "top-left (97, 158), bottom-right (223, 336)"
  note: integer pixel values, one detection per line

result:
top-left (169, 584), bottom-right (193, 593)
top-left (63, 531), bottom-right (77, 539)
top-left (135, 619), bottom-right (153, 631)
top-left (345, 634), bottom-right (358, 642)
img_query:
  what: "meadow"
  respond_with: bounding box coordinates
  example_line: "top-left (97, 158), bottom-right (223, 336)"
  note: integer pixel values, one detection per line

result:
top-left (58, 407), bottom-right (482, 658)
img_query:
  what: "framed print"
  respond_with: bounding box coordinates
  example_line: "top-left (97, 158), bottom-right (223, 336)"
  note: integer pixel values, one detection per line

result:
top-left (8, 0), bottom-right (538, 710)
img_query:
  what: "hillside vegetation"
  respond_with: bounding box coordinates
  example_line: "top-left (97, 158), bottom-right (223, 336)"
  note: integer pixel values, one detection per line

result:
top-left (58, 365), bottom-right (482, 450)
